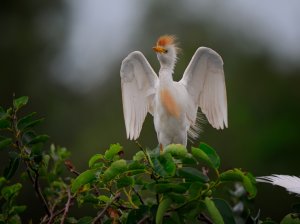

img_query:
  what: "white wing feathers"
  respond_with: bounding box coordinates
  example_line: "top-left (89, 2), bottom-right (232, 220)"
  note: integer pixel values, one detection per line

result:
top-left (180, 47), bottom-right (228, 130)
top-left (120, 51), bottom-right (158, 140)
top-left (257, 175), bottom-right (300, 195)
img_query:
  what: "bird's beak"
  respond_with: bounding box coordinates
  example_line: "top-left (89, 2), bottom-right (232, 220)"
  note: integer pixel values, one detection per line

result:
top-left (153, 46), bottom-right (167, 54)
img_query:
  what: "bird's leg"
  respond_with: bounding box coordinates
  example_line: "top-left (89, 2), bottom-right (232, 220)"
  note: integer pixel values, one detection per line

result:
top-left (159, 144), bottom-right (163, 153)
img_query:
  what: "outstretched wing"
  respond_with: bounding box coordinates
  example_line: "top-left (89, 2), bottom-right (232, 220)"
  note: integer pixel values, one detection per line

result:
top-left (120, 51), bottom-right (158, 140)
top-left (180, 47), bottom-right (228, 130)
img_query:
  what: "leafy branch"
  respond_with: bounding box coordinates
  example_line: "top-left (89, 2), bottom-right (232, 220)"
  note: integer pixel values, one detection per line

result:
top-left (0, 96), bottom-right (299, 224)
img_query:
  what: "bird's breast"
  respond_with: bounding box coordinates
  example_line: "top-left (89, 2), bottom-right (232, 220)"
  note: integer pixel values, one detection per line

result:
top-left (159, 88), bottom-right (181, 119)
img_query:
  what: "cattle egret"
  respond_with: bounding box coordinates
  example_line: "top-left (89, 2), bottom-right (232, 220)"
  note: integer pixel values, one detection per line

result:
top-left (120, 35), bottom-right (228, 147)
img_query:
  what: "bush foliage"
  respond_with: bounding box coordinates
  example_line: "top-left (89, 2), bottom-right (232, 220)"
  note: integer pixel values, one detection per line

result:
top-left (0, 96), bottom-right (299, 224)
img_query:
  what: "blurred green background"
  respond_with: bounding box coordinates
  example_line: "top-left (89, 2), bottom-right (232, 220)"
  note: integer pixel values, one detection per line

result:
top-left (1, 0), bottom-right (300, 222)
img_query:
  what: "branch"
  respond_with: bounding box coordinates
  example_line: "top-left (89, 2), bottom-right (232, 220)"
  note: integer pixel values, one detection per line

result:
top-left (137, 215), bottom-right (150, 224)
top-left (10, 100), bottom-right (51, 217)
top-left (64, 160), bottom-right (100, 196)
top-left (64, 160), bottom-right (80, 176)
top-left (92, 192), bottom-right (121, 224)
top-left (25, 164), bottom-right (51, 217)
top-left (60, 187), bottom-right (72, 224)
top-left (198, 213), bottom-right (213, 224)
top-left (132, 187), bottom-right (144, 205)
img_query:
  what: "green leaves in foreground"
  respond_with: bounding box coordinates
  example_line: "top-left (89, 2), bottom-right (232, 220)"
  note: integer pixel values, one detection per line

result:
top-left (71, 170), bottom-right (97, 193)
top-left (13, 96), bottom-right (28, 111)
top-left (68, 142), bottom-right (258, 223)
top-left (2, 96), bottom-right (287, 224)
top-left (192, 142), bottom-right (220, 171)
top-left (220, 168), bottom-right (257, 199)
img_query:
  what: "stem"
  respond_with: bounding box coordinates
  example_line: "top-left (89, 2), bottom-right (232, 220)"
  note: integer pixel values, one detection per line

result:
top-left (137, 215), bottom-right (150, 224)
top-left (198, 213), bottom-right (213, 224)
top-left (92, 192), bottom-right (121, 224)
top-left (11, 102), bottom-right (51, 217)
top-left (135, 141), bottom-right (160, 204)
top-left (123, 188), bottom-right (138, 209)
top-left (60, 187), bottom-right (72, 224)
top-left (31, 167), bottom-right (51, 217)
top-left (132, 187), bottom-right (144, 205)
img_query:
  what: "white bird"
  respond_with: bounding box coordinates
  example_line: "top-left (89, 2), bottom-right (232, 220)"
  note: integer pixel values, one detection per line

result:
top-left (256, 175), bottom-right (300, 195)
top-left (120, 35), bottom-right (228, 147)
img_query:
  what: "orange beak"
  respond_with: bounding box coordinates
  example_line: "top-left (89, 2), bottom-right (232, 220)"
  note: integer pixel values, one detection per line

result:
top-left (153, 46), bottom-right (167, 54)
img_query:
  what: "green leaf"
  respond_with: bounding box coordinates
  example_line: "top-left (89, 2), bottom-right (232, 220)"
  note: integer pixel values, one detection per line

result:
top-left (88, 154), bottom-right (104, 168)
top-left (77, 217), bottom-right (93, 224)
top-left (213, 198), bottom-right (235, 224)
top-left (262, 220), bottom-right (277, 224)
top-left (0, 118), bottom-right (10, 129)
top-left (164, 144), bottom-right (188, 159)
top-left (98, 195), bottom-right (110, 203)
top-left (204, 197), bottom-right (224, 224)
top-left (21, 119), bottom-right (44, 131)
top-left (219, 169), bottom-right (243, 182)
top-left (104, 143), bottom-right (123, 160)
top-left (149, 183), bottom-right (188, 194)
top-left (66, 217), bottom-right (78, 223)
top-left (177, 167), bottom-right (209, 182)
top-left (126, 205), bottom-right (149, 224)
top-left (17, 112), bottom-right (44, 131)
top-left (117, 176), bottom-right (134, 189)
top-left (179, 201), bottom-right (206, 220)
top-left (0, 106), bottom-right (5, 117)
top-left (26, 134), bottom-right (49, 145)
top-left (4, 152), bottom-right (20, 180)
top-left (219, 169), bottom-right (257, 199)
top-left (30, 144), bottom-right (44, 164)
top-left (0, 177), bottom-right (7, 189)
top-left (127, 160), bottom-right (146, 171)
top-left (9, 205), bottom-right (26, 215)
top-left (0, 137), bottom-right (12, 150)
top-left (152, 153), bottom-right (176, 177)
top-left (133, 151), bottom-right (146, 161)
top-left (280, 214), bottom-right (300, 224)
top-left (71, 170), bottom-right (97, 193)
top-left (166, 193), bottom-right (186, 204)
top-left (188, 182), bottom-right (206, 199)
top-left (103, 159), bottom-right (127, 182)
top-left (1, 183), bottom-right (22, 200)
top-left (192, 143), bottom-right (220, 170)
top-left (156, 198), bottom-right (172, 224)
top-left (13, 96), bottom-right (29, 111)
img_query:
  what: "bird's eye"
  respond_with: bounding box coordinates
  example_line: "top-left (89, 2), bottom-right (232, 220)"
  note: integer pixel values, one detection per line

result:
top-left (165, 50), bottom-right (168, 53)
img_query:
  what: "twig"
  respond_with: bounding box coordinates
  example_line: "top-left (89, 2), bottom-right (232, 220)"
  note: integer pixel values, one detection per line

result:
top-left (137, 215), bottom-right (150, 224)
top-left (64, 160), bottom-right (101, 196)
top-left (64, 160), bottom-right (80, 176)
top-left (60, 187), bottom-right (72, 224)
top-left (11, 100), bottom-right (51, 217)
top-left (92, 192), bottom-right (121, 224)
top-left (132, 187), bottom-right (144, 205)
top-left (136, 141), bottom-right (161, 204)
top-left (198, 213), bottom-right (213, 224)
top-left (25, 163), bottom-right (51, 217)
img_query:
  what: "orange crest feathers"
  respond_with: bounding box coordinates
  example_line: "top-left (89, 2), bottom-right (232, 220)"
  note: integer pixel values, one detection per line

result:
top-left (156, 35), bottom-right (177, 47)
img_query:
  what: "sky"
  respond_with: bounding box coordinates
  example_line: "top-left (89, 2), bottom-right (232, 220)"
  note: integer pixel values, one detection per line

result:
top-left (51, 0), bottom-right (300, 91)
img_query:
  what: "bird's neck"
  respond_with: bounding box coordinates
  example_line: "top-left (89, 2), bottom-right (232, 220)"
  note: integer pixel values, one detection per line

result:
top-left (159, 67), bottom-right (174, 84)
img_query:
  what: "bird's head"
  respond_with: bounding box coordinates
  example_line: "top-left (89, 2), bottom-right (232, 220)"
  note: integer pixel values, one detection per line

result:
top-left (153, 35), bottom-right (179, 69)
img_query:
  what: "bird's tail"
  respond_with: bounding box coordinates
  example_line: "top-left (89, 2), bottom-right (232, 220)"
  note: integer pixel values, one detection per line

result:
top-left (187, 110), bottom-right (206, 144)
top-left (256, 174), bottom-right (300, 195)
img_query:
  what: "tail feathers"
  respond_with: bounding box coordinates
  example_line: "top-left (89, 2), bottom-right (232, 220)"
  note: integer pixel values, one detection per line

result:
top-left (256, 174), bottom-right (300, 195)
top-left (187, 110), bottom-right (206, 144)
